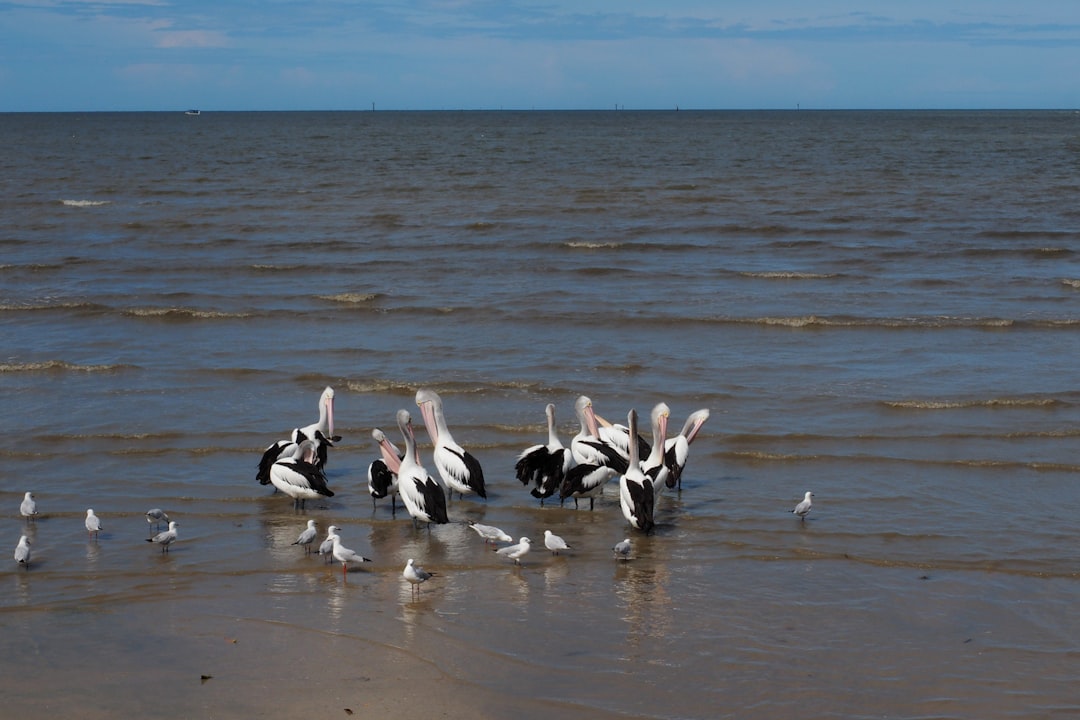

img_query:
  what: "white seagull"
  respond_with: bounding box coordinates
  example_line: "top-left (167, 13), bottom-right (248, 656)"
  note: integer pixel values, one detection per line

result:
top-left (85, 509), bottom-right (102, 538)
top-left (543, 530), bottom-right (571, 555)
top-left (147, 521), bottom-right (179, 552)
top-left (495, 536), bottom-right (532, 565)
top-left (292, 519), bottom-right (318, 553)
top-left (14, 535), bottom-right (31, 568)
top-left (268, 439), bottom-right (334, 509)
top-left (467, 520), bottom-right (513, 544)
top-left (793, 491), bottom-right (814, 520)
top-left (317, 525), bottom-right (339, 563)
top-left (612, 538), bottom-right (632, 560)
top-left (403, 558), bottom-right (434, 598)
top-left (395, 410), bottom-right (450, 528)
top-left (663, 408), bottom-right (709, 489)
top-left (367, 428), bottom-right (402, 513)
top-left (20, 492), bottom-right (38, 521)
top-left (415, 388), bottom-right (486, 500)
top-left (257, 386), bottom-right (339, 485)
top-left (330, 532), bottom-right (372, 576)
top-left (146, 508), bottom-right (169, 533)
top-left (618, 409), bottom-right (656, 535)
top-left (514, 403), bottom-right (574, 504)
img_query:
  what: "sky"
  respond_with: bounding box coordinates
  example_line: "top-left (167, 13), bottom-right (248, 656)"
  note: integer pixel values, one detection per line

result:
top-left (2, 1), bottom-right (1079, 111)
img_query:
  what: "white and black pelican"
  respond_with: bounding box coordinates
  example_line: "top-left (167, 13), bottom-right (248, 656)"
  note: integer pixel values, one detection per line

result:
top-left (664, 408), bottom-right (709, 489)
top-left (367, 428), bottom-right (402, 513)
top-left (403, 558), bottom-right (434, 598)
top-left (514, 403), bottom-right (573, 504)
top-left (257, 386), bottom-right (339, 485)
top-left (560, 396), bottom-right (621, 510)
top-left (147, 521), bottom-right (179, 552)
top-left (793, 491), bottom-right (814, 520)
top-left (618, 409), bottom-right (655, 534)
top-left (396, 409), bottom-right (450, 528)
top-left (85, 509), bottom-right (102, 538)
top-left (268, 439), bottom-right (334, 509)
top-left (415, 388), bottom-right (486, 500)
top-left (641, 403), bottom-right (671, 495)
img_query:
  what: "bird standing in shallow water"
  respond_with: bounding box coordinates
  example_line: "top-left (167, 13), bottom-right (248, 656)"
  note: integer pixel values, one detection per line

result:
top-left (85, 509), bottom-right (102, 538)
top-left (292, 519), bottom-right (318, 553)
top-left (147, 521), bottom-right (179, 552)
top-left (146, 508), bottom-right (169, 534)
top-left (612, 538), bottom-right (632, 560)
top-left (14, 535), bottom-right (31, 568)
top-left (415, 388), bottom-right (486, 500)
top-left (793, 491), bottom-right (814, 520)
top-left (331, 532), bottom-right (372, 577)
top-left (543, 530), bottom-right (571, 555)
top-left (403, 558), bottom-right (434, 598)
top-left (20, 492), bottom-right (38, 522)
top-left (495, 537), bottom-right (531, 565)
top-left (467, 520), bottom-right (512, 544)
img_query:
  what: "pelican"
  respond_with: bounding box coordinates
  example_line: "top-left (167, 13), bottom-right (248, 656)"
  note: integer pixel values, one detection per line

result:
top-left (467, 520), bottom-right (512, 544)
top-left (495, 536), bottom-right (531, 565)
top-left (664, 408), bottom-right (709, 489)
top-left (147, 521), bottom-right (179, 552)
top-left (14, 535), bottom-right (31, 568)
top-left (415, 388), bottom-right (486, 500)
top-left (268, 439), bottom-right (334, 509)
top-left (543, 530), bottom-right (571, 555)
top-left (367, 428), bottom-right (403, 513)
top-left (560, 396), bottom-right (621, 510)
top-left (85, 509), bottom-right (102, 538)
top-left (618, 409), bottom-right (655, 534)
top-left (291, 519), bottom-right (318, 553)
top-left (640, 403), bottom-right (671, 496)
top-left (330, 532), bottom-right (372, 576)
top-left (20, 491), bottom-right (38, 521)
top-left (514, 403), bottom-right (574, 504)
top-left (257, 386), bottom-right (339, 484)
top-left (396, 409), bottom-right (450, 528)
top-left (403, 558), bottom-right (434, 598)
top-left (793, 491), bottom-right (814, 520)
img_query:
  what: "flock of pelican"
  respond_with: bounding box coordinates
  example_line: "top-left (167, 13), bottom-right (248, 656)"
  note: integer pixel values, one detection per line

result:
top-left (259, 386), bottom-right (712, 539)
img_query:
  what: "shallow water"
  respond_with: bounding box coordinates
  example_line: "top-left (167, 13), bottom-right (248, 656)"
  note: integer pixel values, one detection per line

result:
top-left (1, 109), bottom-right (1079, 718)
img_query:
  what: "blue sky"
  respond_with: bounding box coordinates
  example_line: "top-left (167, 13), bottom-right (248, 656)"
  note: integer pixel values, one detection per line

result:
top-left (2, 1), bottom-right (1079, 111)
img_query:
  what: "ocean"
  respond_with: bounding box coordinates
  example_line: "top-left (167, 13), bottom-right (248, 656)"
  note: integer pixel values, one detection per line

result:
top-left (1, 109), bottom-right (1078, 718)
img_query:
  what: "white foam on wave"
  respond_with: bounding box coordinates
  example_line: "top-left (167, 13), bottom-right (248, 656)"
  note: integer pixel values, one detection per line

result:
top-left (61, 199), bottom-right (112, 207)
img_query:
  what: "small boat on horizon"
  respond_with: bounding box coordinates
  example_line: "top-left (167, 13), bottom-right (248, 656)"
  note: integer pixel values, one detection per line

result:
top-left (185, 109), bottom-right (201, 116)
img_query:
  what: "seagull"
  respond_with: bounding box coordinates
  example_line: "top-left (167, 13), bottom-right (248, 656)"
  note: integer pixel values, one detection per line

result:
top-left (467, 520), bottom-right (513, 544)
top-left (330, 532), bottom-right (372, 576)
top-left (317, 525), bottom-right (339, 563)
top-left (147, 521), bottom-right (178, 552)
top-left (291, 519), bottom-right (318, 553)
top-left (495, 536), bottom-right (531, 565)
top-left (612, 538), bottom-right (632, 560)
top-left (793, 491), bottom-right (814, 520)
top-left (543, 530), bottom-right (571, 555)
top-left (415, 388), bottom-right (486, 500)
top-left (20, 492), bottom-right (38, 521)
top-left (146, 509), bottom-right (169, 536)
top-left (85, 509), bottom-right (102, 538)
top-left (14, 535), bottom-right (31, 568)
top-left (403, 558), bottom-right (434, 598)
